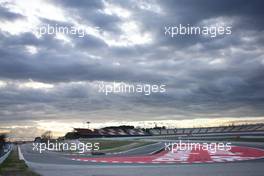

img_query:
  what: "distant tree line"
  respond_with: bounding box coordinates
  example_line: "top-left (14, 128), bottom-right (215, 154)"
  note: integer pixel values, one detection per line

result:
top-left (34, 131), bottom-right (53, 143)
top-left (0, 134), bottom-right (6, 154)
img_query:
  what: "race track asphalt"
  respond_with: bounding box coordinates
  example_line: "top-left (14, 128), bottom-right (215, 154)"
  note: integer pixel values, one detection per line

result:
top-left (20, 140), bottom-right (264, 176)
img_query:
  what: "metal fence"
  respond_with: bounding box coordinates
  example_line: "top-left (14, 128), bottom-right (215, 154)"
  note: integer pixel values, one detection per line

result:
top-left (0, 144), bottom-right (12, 165)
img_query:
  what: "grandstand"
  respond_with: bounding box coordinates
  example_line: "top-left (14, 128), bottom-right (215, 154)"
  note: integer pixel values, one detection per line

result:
top-left (73, 128), bottom-right (149, 138)
top-left (67, 123), bottom-right (264, 139)
top-left (148, 123), bottom-right (264, 137)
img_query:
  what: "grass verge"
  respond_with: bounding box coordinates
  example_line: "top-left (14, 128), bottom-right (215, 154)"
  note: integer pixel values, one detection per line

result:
top-left (0, 146), bottom-right (40, 176)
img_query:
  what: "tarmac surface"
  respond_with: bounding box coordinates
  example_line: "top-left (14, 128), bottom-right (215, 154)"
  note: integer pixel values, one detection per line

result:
top-left (20, 140), bottom-right (264, 176)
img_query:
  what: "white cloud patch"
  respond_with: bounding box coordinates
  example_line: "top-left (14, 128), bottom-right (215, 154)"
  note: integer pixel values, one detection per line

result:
top-left (18, 80), bottom-right (54, 90)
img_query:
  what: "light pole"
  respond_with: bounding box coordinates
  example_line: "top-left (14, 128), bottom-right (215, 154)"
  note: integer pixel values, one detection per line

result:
top-left (86, 121), bottom-right (90, 129)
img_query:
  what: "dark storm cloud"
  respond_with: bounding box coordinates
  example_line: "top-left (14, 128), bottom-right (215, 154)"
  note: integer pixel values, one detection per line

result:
top-left (117, 0), bottom-right (264, 48)
top-left (0, 0), bottom-right (264, 125)
top-left (52, 0), bottom-right (104, 9)
top-left (0, 30), bottom-right (166, 83)
top-left (0, 5), bottom-right (24, 21)
top-left (158, 0), bottom-right (264, 28)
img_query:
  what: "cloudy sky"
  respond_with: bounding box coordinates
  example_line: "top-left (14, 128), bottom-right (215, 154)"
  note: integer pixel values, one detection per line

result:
top-left (0, 0), bottom-right (264, 139)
